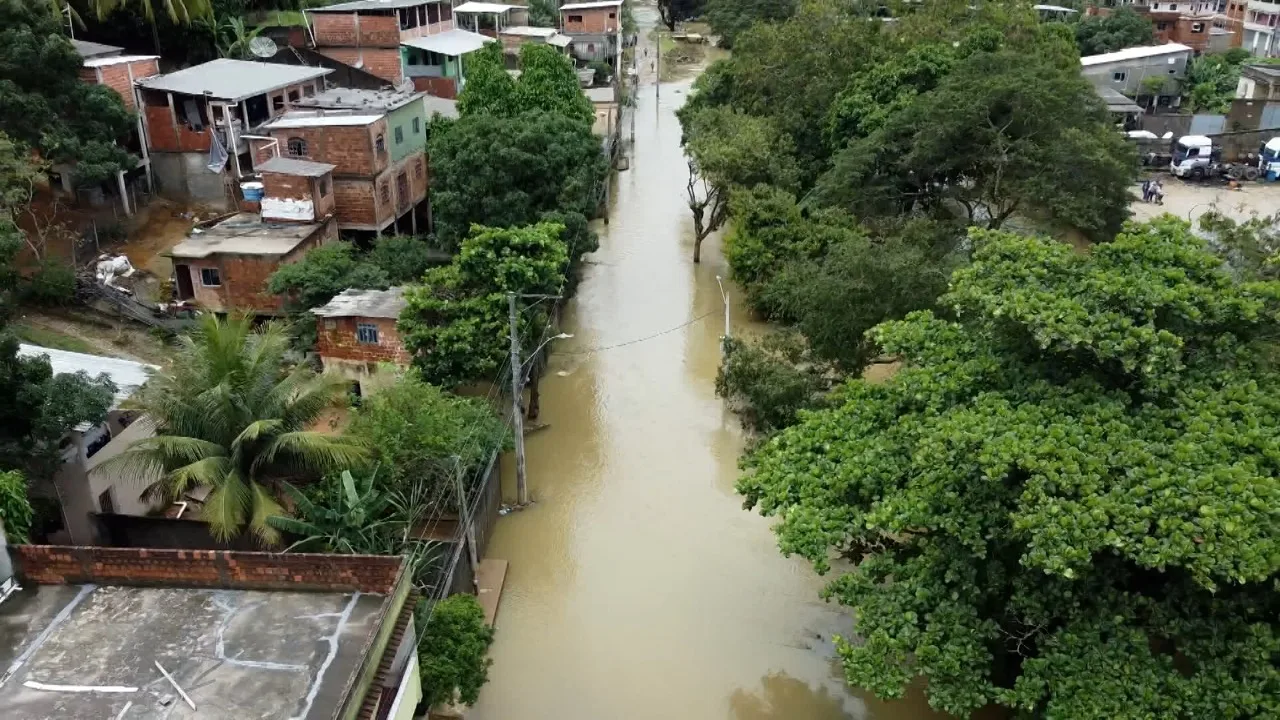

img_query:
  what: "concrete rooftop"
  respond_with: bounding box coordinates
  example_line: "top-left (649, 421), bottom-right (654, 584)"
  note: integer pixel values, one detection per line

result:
top-left (0, 584), bottom-right (384, 720)
top-left (169, 214), bottom-right (324, 258)
top-left (311, 286), bottom-right (407, 319)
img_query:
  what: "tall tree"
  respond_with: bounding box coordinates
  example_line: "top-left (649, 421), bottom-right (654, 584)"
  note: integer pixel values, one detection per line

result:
top-left (458, 42), bottom-right (594, 128)
top-left (99, 315), bottom-right (364, 543)
top-left (1074, 7), bottom-right (1155, 56)
top-left (740, 220), bottom-right (1280, 717)
top-left (427, 111), bottom-right (606, 249)
top-left (704, 0), bottom-right (796, 49)
top-left (418, 595), bottom-right (495, 709)
top-left (90, 0), bottom-right (213, 54)
top-left (656, 0), bottom-right (705, 31)
top-left (0, 0), bottom-right (135, 184)
top-left (399, 223), bottom-right (569, 387)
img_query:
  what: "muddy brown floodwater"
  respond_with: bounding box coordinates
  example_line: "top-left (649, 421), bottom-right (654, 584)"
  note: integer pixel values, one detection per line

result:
top-left (470, 48), bottom-right (955, 720)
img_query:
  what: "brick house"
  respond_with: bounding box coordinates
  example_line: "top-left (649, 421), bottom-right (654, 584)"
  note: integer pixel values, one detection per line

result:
top-left (67, 39), bottom-right (160, 216)
top-left (135, 59), bottom-right (332, 208)
top-left (559, 0), bottom-right (623, 63)
top-left (307, 0), bottom-right (458, 85)
top-left (1088, 1), bottom-right (1242, 54)
top-left (168, 159), bottom-right (339, 315)
top-left (498, 25), bottom-right (574, 59)
top-left (401, 27), bottom-right (496, 97)
top-left (311, 287), bottom-right (410, 396)
top-left (257, 92), bottom-right (430, 235)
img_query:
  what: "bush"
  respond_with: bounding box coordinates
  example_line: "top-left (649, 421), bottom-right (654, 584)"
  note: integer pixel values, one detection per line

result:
top-left (21, 258), bottom-right (76, 306)
top-left (587, 59), bottom-right (612, 86)
top-left (417, 594), bottom-right (494, 709)
top-left (0, 470), bottom-right (33, 543)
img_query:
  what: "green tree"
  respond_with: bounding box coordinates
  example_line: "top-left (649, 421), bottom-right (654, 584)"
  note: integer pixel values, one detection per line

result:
top-left (739, 219), bottom-right (1280, 717)
top-left (268, 241), bottom-right (391, 311)
top-left (1185, 52), bottom-right (1249, 113)
top-left (704, 0), bottom-right (796, 49)
top-left (91, 0), bottom-right (213, 54)
top-left (715, 333), bottom-right (831, 434)
top-left (0, 335), bottom-right (116, 482)
top-left (346, 376), bottom-right (508, 505)
top-left (1199, 210), bottom-right (1280, 280)
top-left (526, 0), bottom-right (555, 25)
top-left (99, 315), bottom-right (364, 543)
top-left (418, 594), bottom-right (494, 708)
top-left (366, 235), bottom-right (439, 284)
top-left (0, 469), bottom-right (33, 543)
top-left (269, 469), bottom-right (397, 554)
top-left (816, 47), bottom-right (1136, 241)
top-left (682, 107), bottom-right (800, 262)
top-left (458, 43), bottom-right (594, 127)
top-left (399, 223), bottom-right (569, 386)
top-left (427, 111), bottom-right (606, 249)
top-left (1074, 7), bottom-right (1155, 56)
top-left (657, 0), bottom-right (706, 31)
top-left (0, 0), bottom-right (135, 184)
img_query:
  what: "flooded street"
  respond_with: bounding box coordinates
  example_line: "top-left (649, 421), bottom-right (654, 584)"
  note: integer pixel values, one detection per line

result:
top-left (470, 25), bottom-right (948, 720)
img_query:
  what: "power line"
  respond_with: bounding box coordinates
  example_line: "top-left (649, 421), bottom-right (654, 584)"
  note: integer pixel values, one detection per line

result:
top-left (560, 311), bottom-right (715, 355)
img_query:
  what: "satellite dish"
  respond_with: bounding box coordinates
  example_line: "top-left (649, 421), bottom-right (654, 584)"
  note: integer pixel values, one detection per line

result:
top-left (249, 36), bottom-right (279, 58)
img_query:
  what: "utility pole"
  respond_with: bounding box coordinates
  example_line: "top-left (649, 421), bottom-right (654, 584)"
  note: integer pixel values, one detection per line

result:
top-left (452, 458), bottom-right (479, 582)
top-left (655, 29), bottom-right (660, 99)
top-left (507, 292), bottom-right (529, 506)
top-left (716, 275), bottom-right (731, 352)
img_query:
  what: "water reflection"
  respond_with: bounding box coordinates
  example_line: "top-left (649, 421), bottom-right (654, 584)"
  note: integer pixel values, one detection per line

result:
top-left (730, 672), bottom-right (856, 720)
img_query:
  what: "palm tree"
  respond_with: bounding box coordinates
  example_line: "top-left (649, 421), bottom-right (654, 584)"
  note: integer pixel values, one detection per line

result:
top-left (89, 0), bottom-right (213, 55)
top-left (98, 315), bottom-right (365, 544)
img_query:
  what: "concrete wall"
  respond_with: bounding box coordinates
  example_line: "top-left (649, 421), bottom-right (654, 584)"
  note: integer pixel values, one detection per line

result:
top-left (151, 151), bottom-right (231, 209)
top-left (1083, 52), bottom-right (1190, 96)
top-left (387, 100), bottom-right (428, 164)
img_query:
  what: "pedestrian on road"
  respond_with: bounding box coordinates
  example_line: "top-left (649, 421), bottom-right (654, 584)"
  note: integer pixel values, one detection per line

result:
top-left (1141, 179), bottom-right (1152, 203)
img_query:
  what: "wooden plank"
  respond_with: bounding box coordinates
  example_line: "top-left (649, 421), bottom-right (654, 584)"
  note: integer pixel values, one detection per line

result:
top-left (475, 559), bottom-right (508, 627)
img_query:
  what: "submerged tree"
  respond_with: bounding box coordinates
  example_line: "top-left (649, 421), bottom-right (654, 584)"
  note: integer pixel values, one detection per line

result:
top-left (740, 219), bottom-right (1280, 717)
top-left (100, 315), bottom-right (364, 543)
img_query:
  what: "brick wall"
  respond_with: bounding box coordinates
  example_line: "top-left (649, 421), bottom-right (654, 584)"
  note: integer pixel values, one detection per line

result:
top-left (145, 103), bottom-right (212, 153)
top-left (316, 316), bottom-right (410, 365)
top-left (181, 219), bottom-right (337, 315)
top-left (317, 46), bottom-right (405, 84)
top-left (13, 545), bottom-right (405, 594)
top-left (411, 75), bottom-right (458, 99)
top-left (86, 59), bottom-right (160, 111)
top-left (312, 12), bottom-right (402, 47)
top-left (262, 170), bottom-right (312, 201)
top-left (335, 179), bottom-right (378, 228)
top-left (562, 6), bottom-right (620, 34)
top-left (268, 119), bottom-right (389, 177)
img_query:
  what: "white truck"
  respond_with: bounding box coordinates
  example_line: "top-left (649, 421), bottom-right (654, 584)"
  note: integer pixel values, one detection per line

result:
top-left (1170, 135), bottom-right (1263, 181)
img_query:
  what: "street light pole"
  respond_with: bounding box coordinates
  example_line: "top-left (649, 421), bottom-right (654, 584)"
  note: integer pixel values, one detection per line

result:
top-left (715, 275), bottom-right (731, 351)
top-left (507, 292), bottom-right (530, 506)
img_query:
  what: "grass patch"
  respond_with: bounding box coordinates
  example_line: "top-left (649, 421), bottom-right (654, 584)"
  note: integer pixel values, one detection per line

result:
top-left (245, 9), bottom-right (308, 26)
top-left (12, 322), bottom-right (98, 354)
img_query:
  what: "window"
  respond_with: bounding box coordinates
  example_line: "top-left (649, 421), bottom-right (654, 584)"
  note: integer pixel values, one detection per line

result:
top-left (287, 136), bottom-right (307, 157)
top-left (357, 322), bottom-right (379, 344)
top-left (375, 134), bottom-right (386, 154)
top-left (317, 177), bottom-right (329, 197)
top-left (1112, 70), bottom-right (1127, 82)
top-left (413, 117), bottom-right (421, 134)
top-left (1169, 3), bottom-right (1177, 9)
top-left (380, 183), bottom-right (391, 204)
top-left (569, 13), bottom-right (583, 21)
top-left (608, 11), bottom-right (616, 18)
top-left (271, 94), bottom-right (285, 112)
top-left (1192, 21), bottom-right (1205, 32)
top-left (303, 84), bottom-right (316, 97)
top-left (394, 126), bottom-right (404, 143)
top-left (588, 43), bottom-right (596, 52)
top-left (98, 488), bottom-right (116, 514)
top-left (288, 89), bottom-right (300, 103)
top-left (1156, 20), bottom-right (1170, 30)
top-left (200, 267), bottom-right (221, 287)
top-left (415, 158), bottom-right (424, 179)
top-left (428, 3), bottom-right (439, 22)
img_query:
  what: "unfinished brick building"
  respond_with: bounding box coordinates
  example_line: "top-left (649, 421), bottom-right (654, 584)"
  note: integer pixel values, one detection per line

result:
top-left (307, 0), bottom-right (457, 85)
top-left (311, 287), bottom-right (410, 396)
top-left (560, 0), bottom-right (623, 62)
top-left (168, 158), bottom-right (339, 315)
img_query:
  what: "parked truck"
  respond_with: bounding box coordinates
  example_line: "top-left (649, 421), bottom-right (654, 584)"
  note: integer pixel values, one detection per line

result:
top-left (1170, 135), bottom-right (1262, 181)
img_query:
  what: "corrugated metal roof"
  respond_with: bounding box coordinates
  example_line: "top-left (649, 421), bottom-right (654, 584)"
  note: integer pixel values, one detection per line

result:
top-left (136, 59), bottom-right (331, 102)
top-left (71, 39), bottom-right (123, 59)
top-left (501, 25), bottom-right (558, 37)
top-left (82, 54), bottom-right (159, 68)
top-left (309, 0), bottom-right (441, 11)
top-left (402, 28), bottom-right (495, 55)
top-left (548, 33), bottom-right (572, 47)
top-left (311, 287), bottom-right (407, 319)
top-left (560, 0), bottom-right (623, 9)
top-left (1080, 43), bottom-right (1192, 67)
top-left (17, 345), bottom-right (156, 410)
top-left (257, 156), bottom-right (337, 177)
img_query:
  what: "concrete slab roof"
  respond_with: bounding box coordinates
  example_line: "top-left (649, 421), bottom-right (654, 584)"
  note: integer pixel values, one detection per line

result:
top-left (423, 94), bottom-right (460, 119)
top-left (501, 25), bottom-right (558, 37)
top-left (16, 345), bottom-right (156, 411)
top-left (293, 86), bottom-right (425, 113)
top-left (1080, 43), bottom-right (1192, 66)
top-left (82, 54), bottom-right (159, 68)
top-left (265, 112), bottom-right (383, 129)
top-left (402, 28), bottom-right (495, 55)
top-left (169, 214), bottom-right (325, 258)
top-left (585, 86), bottom-right (616, 103)
top-left (311, 287), bottom-right (407, 319)
top-left (0, 584), bottom-right (384, 720)
top-left (548, 33), bottom-right (572, 47)
top-left (71, 39), bottom-right (123, 59)
top-left (309, 0), bottom-right (442, 12)
top-left (560, 0), bottom-right (623, 9)
top-left (1094, 85), bottom-right (1143, 114)
top-left (136, 59), bottom-right (331, 102)
top-left (258, 156), bottom-right (337, 177)
top-left (454, 1), bottom-right (517, 12)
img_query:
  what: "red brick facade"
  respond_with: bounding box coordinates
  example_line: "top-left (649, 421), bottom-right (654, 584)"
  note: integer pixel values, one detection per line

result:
top-left (179, 218), bottom-right (338, 314)
top-left (411, 75), bottom-right (459, 98)
top-left (312, 12), bottom-right (402, 47)
top-left (13, 545), bottom-right (405, 593)
top-left (79, 58), bottom-right (159, 111)
top-left (316, 47), bottom-right (406, 84)
top-left (263, 119), bottom-right (390, 177)
top-left (561, 5), bottom-right (621, 34)
top-left (261, 169), bottom-right (338, 221)
top-left (144, 102), bottom-right (214, 153)
top-left (316, 316), bottom-right (410, 365)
